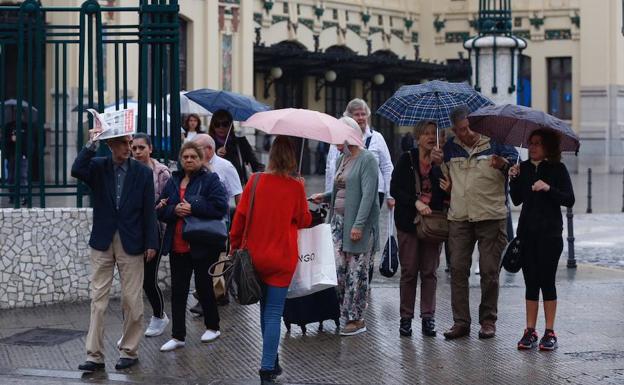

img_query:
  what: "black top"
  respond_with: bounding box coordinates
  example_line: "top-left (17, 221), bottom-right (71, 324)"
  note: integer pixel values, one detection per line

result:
top-left (509, 160), bottom-right (575, 239)
top-left (390, 148), bottom-right (448, 233)
top-left (218, 136), bottom-right (265, 186)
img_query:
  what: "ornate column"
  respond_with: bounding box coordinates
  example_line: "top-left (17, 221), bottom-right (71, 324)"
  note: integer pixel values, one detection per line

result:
top-left (463, 0), bottom-right (526, 106)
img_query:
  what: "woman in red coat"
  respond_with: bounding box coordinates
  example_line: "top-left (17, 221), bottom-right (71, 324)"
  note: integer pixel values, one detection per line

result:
top-left (229, 135), bottom-right (311, 385)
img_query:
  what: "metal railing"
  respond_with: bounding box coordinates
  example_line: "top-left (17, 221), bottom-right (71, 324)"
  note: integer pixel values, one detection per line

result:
top-left (0, 0), bottom-right (180, 208)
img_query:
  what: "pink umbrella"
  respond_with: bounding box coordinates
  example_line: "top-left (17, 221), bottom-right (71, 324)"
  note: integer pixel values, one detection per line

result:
top-left (241, 108), bottom-right (364, 147)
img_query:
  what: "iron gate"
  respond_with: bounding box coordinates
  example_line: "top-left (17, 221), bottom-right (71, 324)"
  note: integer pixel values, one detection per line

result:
top-left (0, 0), bottom-right (180, 208)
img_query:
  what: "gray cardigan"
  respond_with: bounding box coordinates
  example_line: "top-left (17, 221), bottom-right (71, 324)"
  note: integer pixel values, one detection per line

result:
top-left (323, 149), bottom-right (380, 254)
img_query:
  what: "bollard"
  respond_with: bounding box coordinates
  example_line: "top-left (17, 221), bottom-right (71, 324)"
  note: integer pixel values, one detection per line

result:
top-left (566, 206), bottom-right (577, 268)
top-left (586, 168), bottom-right (592, 214)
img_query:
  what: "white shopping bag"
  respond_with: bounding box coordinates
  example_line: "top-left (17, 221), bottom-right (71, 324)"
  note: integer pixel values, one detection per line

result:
top-left (287, 223), bottom-right (337, 298)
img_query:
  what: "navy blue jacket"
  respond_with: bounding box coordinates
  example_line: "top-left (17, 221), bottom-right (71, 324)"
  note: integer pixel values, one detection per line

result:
top-left (71, 147), bottom-right (158, 254)
top-left (157, 168), bottom-right (228, 256)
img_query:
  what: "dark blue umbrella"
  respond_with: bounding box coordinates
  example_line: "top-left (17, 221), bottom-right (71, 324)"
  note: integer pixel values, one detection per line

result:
top-left (185, 89), bottom-right (270, 121)
top-left (468, 104), bottom-right (580, 153)
top-left (376, 80), bottom-right (493, 129)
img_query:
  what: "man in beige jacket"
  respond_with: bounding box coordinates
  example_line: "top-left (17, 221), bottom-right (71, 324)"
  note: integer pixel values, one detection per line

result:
top-left (441, 106), bottom-right (518, 340)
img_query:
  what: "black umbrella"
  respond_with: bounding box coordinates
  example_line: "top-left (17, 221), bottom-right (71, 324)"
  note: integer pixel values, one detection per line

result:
top-left (2, 99), bottom-right (38, 122)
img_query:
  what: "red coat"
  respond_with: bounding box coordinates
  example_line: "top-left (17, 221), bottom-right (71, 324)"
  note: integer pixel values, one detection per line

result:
top-left (230, 173), bottom-right (312, 287)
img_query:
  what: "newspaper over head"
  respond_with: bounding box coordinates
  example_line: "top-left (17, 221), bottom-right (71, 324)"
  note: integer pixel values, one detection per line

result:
top-left (87, 108), bottom-right (136, 140)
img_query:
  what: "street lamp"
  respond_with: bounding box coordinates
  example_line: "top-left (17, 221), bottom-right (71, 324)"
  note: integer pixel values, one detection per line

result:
top-left (363, 73), bottom-right (386, 101)
top-left (263, 66), bottom-right (283, 99)
top-left (315, 70), bottom-right (338, 101)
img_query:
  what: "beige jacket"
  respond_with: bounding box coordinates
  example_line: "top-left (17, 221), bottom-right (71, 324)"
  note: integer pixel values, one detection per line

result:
top-left (442, 135), bottom-right (517, 222)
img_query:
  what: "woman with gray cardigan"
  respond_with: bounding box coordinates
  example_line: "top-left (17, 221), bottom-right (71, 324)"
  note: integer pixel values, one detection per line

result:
top-left (311, 117), bottom-right (380, 336)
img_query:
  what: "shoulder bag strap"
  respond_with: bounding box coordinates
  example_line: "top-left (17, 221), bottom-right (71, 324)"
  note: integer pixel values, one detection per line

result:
top-left (365, 129), bottom-right (373, 149)
top-left (241, 173), bottom-right (261, 248)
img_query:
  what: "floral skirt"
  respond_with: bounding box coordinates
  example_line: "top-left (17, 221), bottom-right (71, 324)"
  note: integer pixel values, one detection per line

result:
top-left (331, 214), bottom-right (374, 322)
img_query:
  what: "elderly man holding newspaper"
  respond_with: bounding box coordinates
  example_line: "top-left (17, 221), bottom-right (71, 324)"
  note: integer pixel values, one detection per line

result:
top-left (73, 109), bottom-right (158, 372)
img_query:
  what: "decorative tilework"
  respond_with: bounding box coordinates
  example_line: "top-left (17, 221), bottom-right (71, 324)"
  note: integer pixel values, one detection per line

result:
top-left (545, 29), bottom-right (571, 40)
top-left (299, 18), bottom-right (314, 30)
top-left (253, 12), bottom-right (262, 25)
top-left (0, 209), bottom-right (172, 309)
top-left (513, 30), bottom-right (530, 40)
top-left (445, 31), bottom-right (470, 43)
top-left (272, 15), bottom-right (289, 24)
top-left (347, 24), bottom-right (361, 34)
top-left (391, 29), bottom-right (403, 39)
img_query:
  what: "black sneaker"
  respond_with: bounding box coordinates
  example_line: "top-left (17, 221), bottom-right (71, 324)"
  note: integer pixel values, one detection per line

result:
top-left (422, 318), bottom-right (436, 337)
top-left (259, 369), bottom-right (277, 385)
top-left (399, 318), bottom-right (412, 337)
top-left (517, 328), bottom-right (538, 350)
top-left (539, 330), bottom-right (558, 351)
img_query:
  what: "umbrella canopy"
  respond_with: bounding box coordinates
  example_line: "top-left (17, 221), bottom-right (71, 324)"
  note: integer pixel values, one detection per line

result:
top-left (376, 80), bottom-right (493, 128)
top-left (185, 88), bottom-right (270, 121)
top-left (2, 99), bottom-right (38, 122)
top-left (242, 108), bottom-right (364, 147)
top-left (468, 104), bottom-right (580, 153)
top-left (167, 91), bottom-right (212, 116)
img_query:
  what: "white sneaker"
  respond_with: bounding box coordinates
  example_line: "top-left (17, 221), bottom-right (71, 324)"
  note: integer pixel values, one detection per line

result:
top-left (145, 313), bottom-right (170, 337)
top-left (160, 338), bottom-right (185, 352)
top-left (200, 329), bottom-right (221, 342)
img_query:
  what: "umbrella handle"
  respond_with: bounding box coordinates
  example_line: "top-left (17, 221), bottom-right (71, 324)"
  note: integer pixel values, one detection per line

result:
top-left (436, 128), bottom-right (439, 148)
top-left (223, 122), bottom-right (233, 147)
top-left (298, 138), bottom-right (305, 175)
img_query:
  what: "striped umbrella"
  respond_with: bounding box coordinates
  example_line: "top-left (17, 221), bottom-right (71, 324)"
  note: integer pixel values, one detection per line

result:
top-left (376, 80), bottom-right (493, 130)
top-left (468, 104), bottom-right (580, 153)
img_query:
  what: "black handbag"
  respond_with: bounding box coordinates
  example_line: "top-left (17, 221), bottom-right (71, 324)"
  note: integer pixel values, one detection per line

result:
top-left (181, 181), bottom-right (228, 244)
top-left (209, 173), bottom-right (263, 305)
top-left (500, 237), bottom-right (522, 273)
top-left (379, 212), bottom-right (399, 278)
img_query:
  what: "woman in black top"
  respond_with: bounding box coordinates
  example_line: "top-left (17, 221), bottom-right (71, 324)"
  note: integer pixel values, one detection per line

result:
top-left (509, 128), bottom-right (575, 351)
top-left (208, 109), bottom-right (265, 186)
top-left (390, 120), bottom-right (449, 338)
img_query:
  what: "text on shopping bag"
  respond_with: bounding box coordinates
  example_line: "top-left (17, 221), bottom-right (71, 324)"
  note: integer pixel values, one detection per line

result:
top-left (288, 224), bottom-right (337, 298)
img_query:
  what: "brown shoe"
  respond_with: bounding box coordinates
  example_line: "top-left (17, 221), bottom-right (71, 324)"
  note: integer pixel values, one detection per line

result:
top-left (478, 322), bottom-right (496, 339)
top-left (443, 324), bottom-right (470, 340)
top-left (340, 320), bottom-right (367, 336)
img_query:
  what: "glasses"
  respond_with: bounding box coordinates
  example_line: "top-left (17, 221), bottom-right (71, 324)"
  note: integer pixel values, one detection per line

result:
top-left (214, 120), bottom-right (230, 128)
top-left (131, 145), bottom-right (147, 151)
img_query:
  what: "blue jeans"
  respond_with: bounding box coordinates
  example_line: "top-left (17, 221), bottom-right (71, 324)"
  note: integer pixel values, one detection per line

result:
top-left (260, 285), bottom-right (288, 371)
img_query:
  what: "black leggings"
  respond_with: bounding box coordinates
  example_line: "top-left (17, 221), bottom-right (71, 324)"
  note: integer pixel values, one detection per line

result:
top-left (143, 250), bottom-right (165, 318)
top-left (521, 236), bottom-right (563, 301)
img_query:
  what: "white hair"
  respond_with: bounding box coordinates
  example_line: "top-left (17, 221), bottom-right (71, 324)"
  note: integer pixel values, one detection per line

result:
top-left (343, 98), bottom-right (371, 119)
top-left (339, 116), bottom-right (363, 147)
top-left (192, 133), bottom-right (215, 150)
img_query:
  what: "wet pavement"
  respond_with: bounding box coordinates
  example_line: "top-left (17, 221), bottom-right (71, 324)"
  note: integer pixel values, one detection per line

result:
top-left (1, 176), bottom-right (624, 384)
top-left (0, 260), bottom-right (623, 385)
